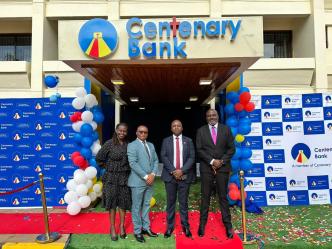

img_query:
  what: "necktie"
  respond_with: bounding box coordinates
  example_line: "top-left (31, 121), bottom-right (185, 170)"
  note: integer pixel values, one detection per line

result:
top-left (175, 137), bottom-right (180, 170)
top-left (143, 141), bottom-right (150, 160)
top-left (211, 126), bottom-right (217, 145)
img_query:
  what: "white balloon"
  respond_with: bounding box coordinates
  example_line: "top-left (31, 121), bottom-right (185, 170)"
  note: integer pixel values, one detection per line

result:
top-left (93, 183), bottom-right (102, 193)
top-left (85, 167), bottom-right (97, 180)
top-left (86, 179), bottom-right (93, 189)
top-left (78, 195), bottom-right (91, 208)
top-left (74, 169), bottom-right (85, 177)
top-left (75, 87), bottom-right (87, 98)
top-left (72, 97), bottom-right (85, 110)
top-left (64, 191), bottom-right (78, 204)
top-left (81, 111), bottom-right (94, 123)
top-left (74, 171), bottom-right (88, 185)
top-left (72, 121), bottom-right (84, 132)
top-left (67, 201), bottom-right (81, 215)
top-left (91, 142), bottom-right (101, 156)
top-left (84, 94), bottom-right (97, 108)
top-left (96, 191), bottom-right (103, 197)
top-left (88, 192), bottom-right (97, 202)
top-left (76, 184), bottom-right (88, 196)
top-left (66, 179), bottom-right (77, 191)
top-left (90, 121), bottom-right (98, 131)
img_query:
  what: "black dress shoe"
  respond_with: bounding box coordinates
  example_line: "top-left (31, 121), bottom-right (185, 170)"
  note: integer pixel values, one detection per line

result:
top-left (182, 226), bottom-right (192, 238)
top-left (142, 229), bottom-right (158, 237)
top-left (120, 232), bottom-right (127, 239)
top-left (226, 228), bottom-right (234, 239)
top-left (197, 225), bottom-right (205, 237)
top-left (134, 234), bottom-right (145, 243)
top-left (164, 228), bottom-right (174, 238)
top-left (110, 234), bottom-right (118, 241)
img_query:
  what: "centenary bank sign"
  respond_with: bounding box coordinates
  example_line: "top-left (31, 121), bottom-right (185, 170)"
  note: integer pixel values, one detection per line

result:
top-left (78, 17), bottom-right (241, 59)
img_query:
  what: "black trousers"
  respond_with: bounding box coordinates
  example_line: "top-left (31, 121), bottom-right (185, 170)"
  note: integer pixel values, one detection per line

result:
top-left (165, 180), bottom-right (190, 230)
top-left (199, 171), bottom-right (232, 229)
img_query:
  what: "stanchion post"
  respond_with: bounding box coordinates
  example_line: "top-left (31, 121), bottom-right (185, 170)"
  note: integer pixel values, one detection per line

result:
top-left (36, 173), bottom-right (61, 243)
top-left (238, 170), bottom-right (256, 245)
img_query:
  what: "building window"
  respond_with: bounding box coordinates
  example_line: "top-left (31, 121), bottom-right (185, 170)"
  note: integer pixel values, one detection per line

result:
top-left (0, 34), bottom-right (31, 61)
top-left (264, 31), bottom-right (292, 58)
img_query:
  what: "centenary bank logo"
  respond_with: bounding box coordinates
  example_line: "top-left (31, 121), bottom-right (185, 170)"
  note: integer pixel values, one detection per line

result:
top-left (59, 153), bottom-right (66, 161)
top-left (35, 187), bottom-right (41, 195)
top-left (12, 153), bottom-right (21, 162)
top-left (327, 123), bottom-right (332, 130)
top-left (269, 194), bottom-right (276, 200)
top-left (267, 166), bottom-right (274, 172)
top-left (78, 18), bottom-right (118, 59)
top-left (59, 132), bottom-right (66, 140)
top-left (265, 139), bottom-right (272, 145)
top-left (13, 111), bottom-right (21, 120)
top-left (286, 125), bottom-right (292, 132)
top-left (305, 110), bottom-right (312, 118)
top-left (247, 180), bottom-right (254, 187)
top-left (13, 132), bottom-right (21, 141)
top-left (291, 143), bottom-right (311, 164)
top-left (12, 175), bottom-right (21, 184)
top-left (289, 179), bottom-right (296, 186)
top-left (284, 97), bottom-right (291, 104)
top-left (264, 112), bottom-right (271, 118)
top-left (35, 123), bottom-right (43, 131)
top-left (59, 176), bottom-right (66, 183)
top-left (325, 95), bottom-right (331, 103)
top-left (311, 193), bottom-right (318, 199)
top-left (58, 198), bottom-right (65, 205)
top-left (59, 112), bottom-right (66, 119)
top-left (35, 102), bottom-right (42, 110)
top-left (12, 197), bottom-right (21, 206)
top-left (35, 164), bottom-right (42, 172)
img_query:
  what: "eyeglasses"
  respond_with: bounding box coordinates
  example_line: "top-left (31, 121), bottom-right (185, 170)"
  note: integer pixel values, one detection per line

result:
top-left (138, 130), bottom-right (148, 134)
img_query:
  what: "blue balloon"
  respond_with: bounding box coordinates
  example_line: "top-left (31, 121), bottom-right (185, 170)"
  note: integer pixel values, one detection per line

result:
top-left (226, 116), bottom-right (238, 127)
top-left (93, 112), bottom-right (104, 124)
top-left (80, 123), bottom-right (93, 136)
top-left (227, 195), bottom-right (237, 205)
top-left (239, 87), bottom-right (250, 94)
top-left (89, 158), bottom-right (97, 166)
top-left (230, 174), bottom-right (240, 187)
top-left (92, 131), bottom-right (99, 141)
top-left (91, 106), bottom-right (102, 113)
top-left (239, 118), bottom-right (252, 127)
top-left (230, 93), bottom-right (240, 104)
top-left (55, 92), bottom-right (61, 98)
top-left (73, 133), bottom-right (82, 143)
top-left (241, 148), bottom-right (252, 159)
top-left (230, 127), bottom-right (238, 136)
top-left (238, 110), bottom-right (248, 118)
top-left (44, 75), bottom-right (59, 88)
top-left (232, 147), bottom-right (241, 159)
top-left (231, 159), bottom-right (240, 172)
top-left (224, 103), bottom-right (235, 115)
top-left (81, 136), bottom-right (93, 148)
top-left (240, 159), bottom-right (253, 171)
top-left (49, 95), bottom-right (57, 102)
top-left (238, 125), bottom-right (251, 135)
top-left (81, 148), bottom-right (92, 160)
top-left (100, 168), bottom-right (106, 176)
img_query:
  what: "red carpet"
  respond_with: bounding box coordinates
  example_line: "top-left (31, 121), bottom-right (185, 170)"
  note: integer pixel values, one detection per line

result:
top-left (0, 211), bottom-right (243, 249)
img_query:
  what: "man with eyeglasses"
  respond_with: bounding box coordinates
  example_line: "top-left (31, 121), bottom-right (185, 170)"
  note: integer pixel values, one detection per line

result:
top-left (127, 125), bottom-right (159, 243)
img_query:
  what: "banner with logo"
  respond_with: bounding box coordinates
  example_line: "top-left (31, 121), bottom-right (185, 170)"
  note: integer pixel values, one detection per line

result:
top-left (0, 98), bottom-right (78, 208)
top-left (245, 93), bottom-right (332, 206)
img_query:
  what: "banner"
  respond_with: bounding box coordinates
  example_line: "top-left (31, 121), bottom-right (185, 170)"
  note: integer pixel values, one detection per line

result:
top-left (245, 93), bottom-right (332, 206)
top-left (0, 98), bottom-right (78, 208)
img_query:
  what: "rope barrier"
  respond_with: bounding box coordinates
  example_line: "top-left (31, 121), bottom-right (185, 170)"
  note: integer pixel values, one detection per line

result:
top-left (0, 180), bottom-right (39, 196)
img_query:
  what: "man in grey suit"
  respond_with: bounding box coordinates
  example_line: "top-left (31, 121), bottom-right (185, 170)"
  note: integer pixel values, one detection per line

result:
top-left (127, 125), bottom-right (159, 243)
top-left (160, 120), bottom-right (195, 238)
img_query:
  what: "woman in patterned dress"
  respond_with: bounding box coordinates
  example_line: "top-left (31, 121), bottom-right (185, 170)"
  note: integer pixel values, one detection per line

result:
top-left (96, 123), bottom-right (131, 241)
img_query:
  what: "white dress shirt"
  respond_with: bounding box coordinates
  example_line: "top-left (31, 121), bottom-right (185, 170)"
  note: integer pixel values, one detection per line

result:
top-left (173, 134), bottom-right (183, 169)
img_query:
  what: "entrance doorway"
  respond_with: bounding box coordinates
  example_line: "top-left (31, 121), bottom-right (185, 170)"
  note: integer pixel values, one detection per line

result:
top-left (121, 104), bottom-right (209, 155)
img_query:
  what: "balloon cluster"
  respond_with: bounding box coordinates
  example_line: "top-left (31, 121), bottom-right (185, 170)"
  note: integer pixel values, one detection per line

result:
top-left (225, 87), bottom-right (255, 204)
top-left (44, 75), bottom-right (61, 102)
top-left (64, 87), bottom-right (105, 215)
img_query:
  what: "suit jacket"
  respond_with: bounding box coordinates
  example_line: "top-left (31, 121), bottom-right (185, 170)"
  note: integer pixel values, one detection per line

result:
top-left (196, 123), bottom-right (235, 173)
top-left (160, 135), bottom-right (195, 183)
top-left (127, 139), bottom-right (159, 187)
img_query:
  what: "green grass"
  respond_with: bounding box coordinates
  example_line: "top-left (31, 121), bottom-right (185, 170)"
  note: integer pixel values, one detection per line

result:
top-left (66, 234), bottom-right (175, 249)
top-left (72, 177), bottom-right (332, 249)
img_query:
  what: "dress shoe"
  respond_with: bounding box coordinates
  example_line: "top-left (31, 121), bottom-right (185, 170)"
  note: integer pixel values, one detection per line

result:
top-left (164, 228), bottom-right (174, 238)
top-left (142, 229), bottom-right (158, 237)
top-left (110, 234), bottom-right (118, 241)
top-left (197, 225), bottom-right (205, 237)
top-left (226, 228), bottom-right (234, 239)
top-left (182, 226), bottom-right (192, 238)
top-left (120, 226), bottom-right (127, 239)
top-left (134, 234), bottom-right (145, 243)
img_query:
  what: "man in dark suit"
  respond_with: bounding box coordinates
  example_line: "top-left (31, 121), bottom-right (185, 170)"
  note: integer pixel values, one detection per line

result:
top-left (196, 109), bottom-right (235, 239)
top-left (160, 120), bottom-right (195, 238)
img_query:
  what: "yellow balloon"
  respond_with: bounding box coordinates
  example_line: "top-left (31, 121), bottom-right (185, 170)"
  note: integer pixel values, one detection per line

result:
top-left (150, 197), bottom-right (156, 208)
top-left (92, 177), bottom-right (97, 184)
top-left (96, 181), bottom-right (103, 188)
top-left (235, 134), bottom-right (245, 143)
top-left (88, 187), bottom-right (94, 193)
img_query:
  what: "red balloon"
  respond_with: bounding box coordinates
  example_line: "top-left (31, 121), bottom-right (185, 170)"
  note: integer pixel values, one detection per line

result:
top-left (75, 112), bottom-right (82, 121)
top-left (239, 92), bottom-right (251, 104)
top-left (234, 103), bottom-right (244, 112)
top-left (228, 189), bottom-right (240, 201)
top-left (245, 102), bottom-right (255, 112)
top-left (73, 155), bottom-right (85, 167)
top-left (228, 183), bottom-right (238, 191)
top-left (71, 151), bottom-right (80, 160)
top-left (239, 191), bottom-right (248, 200)
top-left (70, 114), bottom-right (78, 123)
